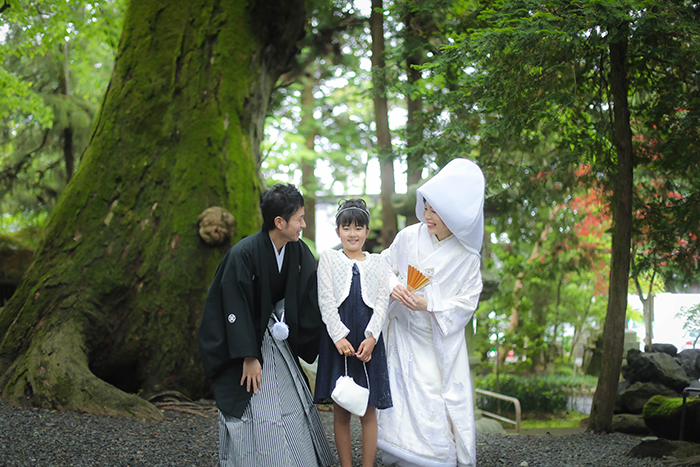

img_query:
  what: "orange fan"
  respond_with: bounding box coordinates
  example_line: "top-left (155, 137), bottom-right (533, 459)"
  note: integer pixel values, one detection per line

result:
top-left (407, 265), bottom-right (430, 292)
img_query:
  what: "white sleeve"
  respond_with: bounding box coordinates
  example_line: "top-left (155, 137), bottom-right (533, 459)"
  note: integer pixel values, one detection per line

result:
top-left (430, 254), bottom-right (482, 338)
top-left (381, 233), bottom-right (403, 291)
top-left (365, 256), bottom-right (391, 339)
top-left (317, 251), bottom-right (350, 343)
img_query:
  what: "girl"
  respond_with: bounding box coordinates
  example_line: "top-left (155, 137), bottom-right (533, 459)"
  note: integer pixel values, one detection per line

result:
top-left (377, 159), bottom-right (485, 467)
top-left (314, 198), bottom-right (392, 467)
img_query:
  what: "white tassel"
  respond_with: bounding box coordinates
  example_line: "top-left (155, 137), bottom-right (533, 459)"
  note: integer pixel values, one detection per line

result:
top-left (271, 310), bottom-right (289, 341)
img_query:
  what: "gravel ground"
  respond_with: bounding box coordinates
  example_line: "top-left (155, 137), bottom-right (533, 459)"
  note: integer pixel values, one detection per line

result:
top-left (0, 397), bottom-right (668, 467)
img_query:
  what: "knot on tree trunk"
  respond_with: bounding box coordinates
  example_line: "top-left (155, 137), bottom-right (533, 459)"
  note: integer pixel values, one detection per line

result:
top-left (197, 207), bottom-right (235, 246)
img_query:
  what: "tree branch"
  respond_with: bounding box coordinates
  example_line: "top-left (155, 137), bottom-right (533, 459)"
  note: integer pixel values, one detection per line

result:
top-left (0, 129), bottom-right (52, 185)
top-left (0, 1), bottom-right (10, 15)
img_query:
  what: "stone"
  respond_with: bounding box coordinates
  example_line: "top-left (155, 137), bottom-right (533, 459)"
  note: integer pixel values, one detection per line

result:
top-left (643, 395), bottom-right (700, 443)
top-left (475, 417), bottom-right (507, 434)
top-left (626, 439), bottom-right (700, 460)
top-left (582, 331), bottom-right (603, 376)
top-left (624, 329), bottom-right (640, 352)
top-left (676, 349), bottom-right (700, 380)
top-left (197, 207), bottom-right (235, 246)
top-left (626, 352), bottom-right (690, 391)
top-left (612, 413), bottom-right (650, 435)
top-left (646, 343), bottom-right (678, 357)
top-left (619, 381), bottom-right (678, 414)
top-left (627, 348), bottom-right (642, 366)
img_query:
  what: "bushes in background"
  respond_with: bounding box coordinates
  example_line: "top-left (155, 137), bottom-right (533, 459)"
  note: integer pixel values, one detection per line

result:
top-left (475, 373), bottom-right (597, 414)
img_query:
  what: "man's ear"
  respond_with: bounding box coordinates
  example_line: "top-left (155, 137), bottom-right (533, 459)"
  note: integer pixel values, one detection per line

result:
top-left (274, 216), bottom-right (284, 230)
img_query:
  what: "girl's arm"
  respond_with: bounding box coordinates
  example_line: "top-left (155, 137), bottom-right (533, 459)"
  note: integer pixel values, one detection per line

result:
top-left (355, 334), bottom-right (376, 362)
top-left (334, 337), bottom-right (355, 357)
top-left (317, 250), bottom-right (350, 343)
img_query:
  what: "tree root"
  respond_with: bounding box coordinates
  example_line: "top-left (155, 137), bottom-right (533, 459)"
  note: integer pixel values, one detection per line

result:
top-left (1, 320), bottom-right (163, 420)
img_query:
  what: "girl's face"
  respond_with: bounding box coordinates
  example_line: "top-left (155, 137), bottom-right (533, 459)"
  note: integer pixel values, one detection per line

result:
top-left (424, 201), bottom-right (451, 241)
top-left (336, 221), bottom-right (369, 255)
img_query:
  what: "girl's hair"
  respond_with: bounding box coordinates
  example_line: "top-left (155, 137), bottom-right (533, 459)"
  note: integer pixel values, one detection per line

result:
top-left (335, 198), bottom-right (370, 228)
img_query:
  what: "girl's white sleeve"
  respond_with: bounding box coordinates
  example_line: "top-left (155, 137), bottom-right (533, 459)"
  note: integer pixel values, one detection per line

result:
top-left (364, 256), bottom-right (391, 339)
top-left (430, 253), bottom-right (483, 339)
top-left (317, 250), bottom-right (350, 343)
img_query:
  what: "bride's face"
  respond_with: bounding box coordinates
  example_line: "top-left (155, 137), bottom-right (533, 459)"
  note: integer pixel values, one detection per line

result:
top-left (423, 201), bottom-right (452, 241)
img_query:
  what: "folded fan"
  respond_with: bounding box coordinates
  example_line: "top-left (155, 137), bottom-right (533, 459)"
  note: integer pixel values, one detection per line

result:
top-left (407, 265), bottom-right (430, 292)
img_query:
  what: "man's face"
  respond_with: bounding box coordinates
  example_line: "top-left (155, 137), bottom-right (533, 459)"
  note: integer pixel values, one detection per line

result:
top-left (276, 206), bottom-right (306, 243)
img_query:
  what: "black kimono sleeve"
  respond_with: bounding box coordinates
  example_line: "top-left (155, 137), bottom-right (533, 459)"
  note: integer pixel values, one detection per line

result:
top-left (199, 247), bottom-right (260, 377)
top-left (197, 240), bottom-right (263, 417)
top-left (294, 245), bottom-right (323, 364)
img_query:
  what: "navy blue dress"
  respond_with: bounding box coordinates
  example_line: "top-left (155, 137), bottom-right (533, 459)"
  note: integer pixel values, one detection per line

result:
top-left (314, 263), bottom-right (392, 410)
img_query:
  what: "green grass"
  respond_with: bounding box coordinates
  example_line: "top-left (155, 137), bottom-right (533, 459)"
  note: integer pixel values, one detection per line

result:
top-left (488, 411), bottom-right (589, 430)
top-left (519, 411), bottom-right (588, 429)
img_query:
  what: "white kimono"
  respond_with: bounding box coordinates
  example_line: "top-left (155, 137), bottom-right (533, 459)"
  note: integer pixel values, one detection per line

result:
top-left (377, 222), bottom-right (482, 467)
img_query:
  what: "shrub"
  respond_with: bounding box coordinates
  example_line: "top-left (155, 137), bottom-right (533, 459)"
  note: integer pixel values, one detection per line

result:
top-left (475, 373), bottom-right (596, 414)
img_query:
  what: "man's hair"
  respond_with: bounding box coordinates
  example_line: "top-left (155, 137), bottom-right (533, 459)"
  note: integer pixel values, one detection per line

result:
top-left (260, 183), bottom-right (305, 231)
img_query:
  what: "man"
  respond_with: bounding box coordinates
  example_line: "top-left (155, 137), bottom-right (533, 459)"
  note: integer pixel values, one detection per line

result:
top-left (198, 183), bottom-right (334, 467)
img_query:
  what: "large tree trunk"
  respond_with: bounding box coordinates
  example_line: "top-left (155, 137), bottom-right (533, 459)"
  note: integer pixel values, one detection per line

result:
top-left (300, 76), bottom-right (318, 245)
top-left (403, 7), bottom-right (424, 226)
top-left (0, 0), bottom-right (306, 419)
top-left (588, 27), bottom-right (634, 433)
top-left (371, 0), bottom-right (397, 248)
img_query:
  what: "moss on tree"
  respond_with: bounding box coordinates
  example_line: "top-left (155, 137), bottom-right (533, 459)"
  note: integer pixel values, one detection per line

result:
top-left (0, 0), bottom-right (306, 418)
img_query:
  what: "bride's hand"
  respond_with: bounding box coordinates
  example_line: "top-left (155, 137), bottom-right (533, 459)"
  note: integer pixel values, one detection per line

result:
top-left (392, 285), bottom-right (428, 311)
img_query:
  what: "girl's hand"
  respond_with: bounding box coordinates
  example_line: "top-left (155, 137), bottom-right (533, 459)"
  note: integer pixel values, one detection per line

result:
top-left (391, 285), bottom-right (428, 311)
top-left (356, 335), bottom-right (376, 362)
top-left (241, 357), bottom-right (262, 394)
top-left (335, 337), bottom-right (355, 357)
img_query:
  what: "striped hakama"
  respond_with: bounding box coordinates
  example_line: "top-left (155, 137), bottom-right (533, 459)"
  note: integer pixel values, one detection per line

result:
top-left (218, 317), bottom-right (335, 467)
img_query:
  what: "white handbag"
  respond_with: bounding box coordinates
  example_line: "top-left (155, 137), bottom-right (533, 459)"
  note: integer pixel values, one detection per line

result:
top-left (331, 356), bottom-right (369, 417)
top-left (331, 356), bottom-right (370, 417)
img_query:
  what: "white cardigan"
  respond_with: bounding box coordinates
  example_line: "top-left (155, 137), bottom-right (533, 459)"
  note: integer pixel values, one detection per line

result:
top-left (317, 249), bottom-right (391, 343)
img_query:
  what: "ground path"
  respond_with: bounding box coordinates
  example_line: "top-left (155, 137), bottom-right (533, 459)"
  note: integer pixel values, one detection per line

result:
top-left (0, 398), bottom-right (666, 466)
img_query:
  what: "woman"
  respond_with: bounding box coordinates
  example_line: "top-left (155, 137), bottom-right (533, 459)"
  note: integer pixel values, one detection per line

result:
top-left (377, 159), bottom-right (485, 467)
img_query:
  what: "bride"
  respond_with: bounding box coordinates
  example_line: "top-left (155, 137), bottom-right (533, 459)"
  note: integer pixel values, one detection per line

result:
top-left (377, 158), bottom-right (485, 467)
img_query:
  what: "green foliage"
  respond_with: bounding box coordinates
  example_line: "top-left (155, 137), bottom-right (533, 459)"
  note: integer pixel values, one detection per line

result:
top-left (1, 0), bottom-right (125, 218)
top-left (262, 0), bottom-right (377, 195)
top-left (475, 373), bottom-right (596, 414)
top-left (0, 210), bottom-right (47, 235)
top-left (676, 303), bottom-right (700, 347)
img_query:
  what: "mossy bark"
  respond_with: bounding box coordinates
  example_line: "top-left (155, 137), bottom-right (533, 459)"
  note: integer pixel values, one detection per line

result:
top-left (0, 0), bottom-right (306, 419)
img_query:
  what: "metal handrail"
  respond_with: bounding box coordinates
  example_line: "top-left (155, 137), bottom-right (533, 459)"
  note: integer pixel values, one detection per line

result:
top-left (680, 387), bottom-right (700, 441)
top-left (475, 388), bottom-right (521, 434)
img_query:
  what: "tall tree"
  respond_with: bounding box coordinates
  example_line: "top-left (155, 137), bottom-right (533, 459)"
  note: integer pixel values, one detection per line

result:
top-left (0, 0), bottom-right (306, 418)
top-left (371, 0), bottom-right (398, 248)
top-left (429, 0), bottom-right (700, 431)
top-left (589, 19), bottom-right (635, 433)
top-left (264, 0), bottom-right (369, 246)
